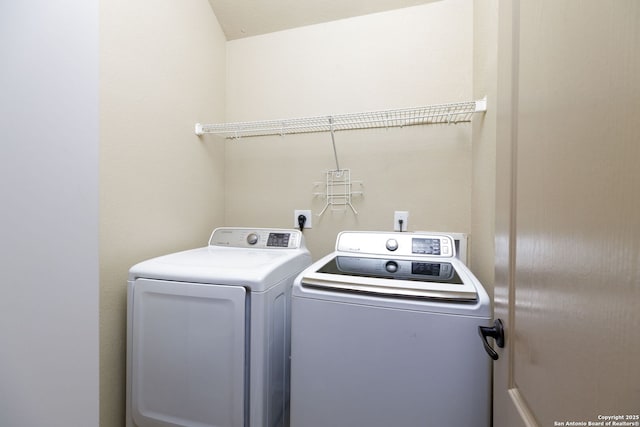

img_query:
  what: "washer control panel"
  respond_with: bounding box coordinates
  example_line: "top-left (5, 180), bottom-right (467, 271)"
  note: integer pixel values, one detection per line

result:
top-left (209, 227), bottom-right (303, 249)
top-left (336, 231), bottom-right (455, 258)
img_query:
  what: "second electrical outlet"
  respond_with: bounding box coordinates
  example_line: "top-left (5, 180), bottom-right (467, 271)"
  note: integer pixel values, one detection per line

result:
top-left (294, 210), bottom-right (312, 230)
top-left (394, 211), bottom-right (409, 232)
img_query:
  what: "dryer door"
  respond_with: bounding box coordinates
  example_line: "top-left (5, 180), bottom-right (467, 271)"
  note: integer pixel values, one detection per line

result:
top-left (131, 279), bottom-right (247, 427)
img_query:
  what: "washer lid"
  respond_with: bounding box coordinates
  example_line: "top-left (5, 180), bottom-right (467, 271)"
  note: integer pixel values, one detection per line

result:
top-left (300, 255), bottom-right (478, 301)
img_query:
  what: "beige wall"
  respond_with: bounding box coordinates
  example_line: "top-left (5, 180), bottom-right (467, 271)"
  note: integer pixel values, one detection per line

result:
top-left (471, 0), bottom-right (499, 293)
top-left (224, 0), bottom-right (475, 259)
top-left (99, 0), bottom-right (227, 425)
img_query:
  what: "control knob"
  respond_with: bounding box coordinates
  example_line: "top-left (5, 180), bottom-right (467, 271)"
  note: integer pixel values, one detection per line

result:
top-left (386, 238), bottom-right (399, 251)
top-left (246, 233), bottom-right (259, 245)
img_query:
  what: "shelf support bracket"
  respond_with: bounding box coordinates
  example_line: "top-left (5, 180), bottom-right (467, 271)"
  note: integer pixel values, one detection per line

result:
top-left (475, 96), bottom-right (488, 112)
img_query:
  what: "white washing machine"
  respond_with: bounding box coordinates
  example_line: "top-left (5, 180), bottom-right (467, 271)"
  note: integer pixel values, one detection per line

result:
top-left (126, 227), bottom-right (312, 427)
top-left (290, 231), bottom-right (492, 427)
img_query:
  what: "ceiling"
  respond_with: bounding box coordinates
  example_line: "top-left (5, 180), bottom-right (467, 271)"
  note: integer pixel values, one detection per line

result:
top-left (208, 0), bottom-right (439, 40)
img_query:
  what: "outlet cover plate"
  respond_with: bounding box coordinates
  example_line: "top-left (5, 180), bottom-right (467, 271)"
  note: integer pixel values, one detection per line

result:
top-left (294, 209), bottom-right (312, 229)
top-left (394, 211), bottom-right (409, 231)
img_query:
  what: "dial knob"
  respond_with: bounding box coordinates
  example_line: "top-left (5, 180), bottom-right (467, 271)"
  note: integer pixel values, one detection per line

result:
top-left (385, 261), bottom-right (398, 273)
top-left (386, 238), bottom-right (399, 251)
top-left (246, 233), bottom-right (259, 245)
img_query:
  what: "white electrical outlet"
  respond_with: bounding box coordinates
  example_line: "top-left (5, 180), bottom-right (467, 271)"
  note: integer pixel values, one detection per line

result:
top-left (394, 211), bottom-right (409, 232)
top-left (294, 209), bottom-right (312, 229)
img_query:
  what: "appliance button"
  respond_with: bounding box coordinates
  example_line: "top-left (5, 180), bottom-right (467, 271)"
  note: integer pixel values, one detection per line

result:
top-left (385, 261), bottom-right (398, 273)
top-left (386, 239), bottom-right (399, 251)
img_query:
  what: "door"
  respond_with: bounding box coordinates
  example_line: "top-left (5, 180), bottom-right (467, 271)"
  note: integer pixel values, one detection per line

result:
top-left (131, 279), bottom-right (247, 427)
top-left (493, 1), bottom-right (640, 426)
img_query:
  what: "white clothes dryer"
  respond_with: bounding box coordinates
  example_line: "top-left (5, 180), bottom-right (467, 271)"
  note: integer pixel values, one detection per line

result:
top-left (290, 231), bottom-right (492, 427)
top-left (126, 228), bottom-right (311, 427)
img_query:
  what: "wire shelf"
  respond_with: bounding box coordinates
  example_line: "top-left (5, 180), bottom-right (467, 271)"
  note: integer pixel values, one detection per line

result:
top-left (195, 97), bottom-right (487, 138)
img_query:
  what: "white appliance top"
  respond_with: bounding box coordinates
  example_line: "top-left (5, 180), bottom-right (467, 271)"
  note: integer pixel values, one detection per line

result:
top-left (129, 228), bottom-right (311, 291)
top-left (298, 231), bottom-right (484, 302)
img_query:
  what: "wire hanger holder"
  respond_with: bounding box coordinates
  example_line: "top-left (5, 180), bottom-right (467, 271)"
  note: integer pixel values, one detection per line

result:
top-left (315, 169), bottom-right (363, 216)
top-left (313, 125), bottom-right (363, 216)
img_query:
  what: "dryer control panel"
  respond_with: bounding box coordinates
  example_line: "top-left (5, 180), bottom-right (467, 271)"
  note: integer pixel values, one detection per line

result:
top-left (209, 227), bottom-right (303, 249)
